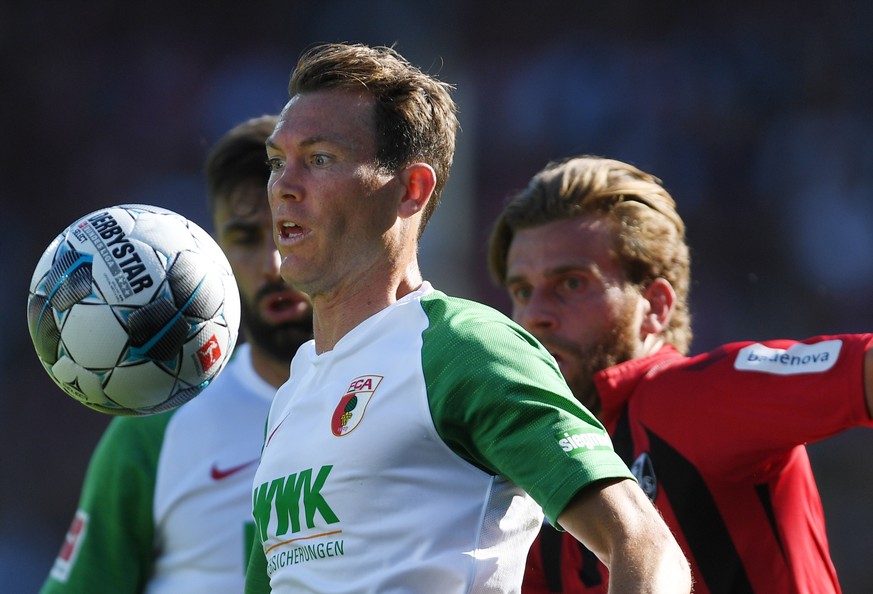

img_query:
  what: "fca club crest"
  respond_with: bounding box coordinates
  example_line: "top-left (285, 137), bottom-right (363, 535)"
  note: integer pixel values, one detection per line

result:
top-left (331, 375), bottom-right (383, 436)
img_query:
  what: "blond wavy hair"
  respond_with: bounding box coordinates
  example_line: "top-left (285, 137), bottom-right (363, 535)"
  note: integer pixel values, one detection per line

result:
top-left (488, 156), bottom-right (692, 354)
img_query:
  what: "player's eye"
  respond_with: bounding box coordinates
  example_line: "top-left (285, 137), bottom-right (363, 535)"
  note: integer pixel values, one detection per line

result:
top-left (508, 284), bottom-right (532, 304)
top-left (267, 157), bottom-right (284, 171)
top-left (561, 276), bottom-right (588, 293)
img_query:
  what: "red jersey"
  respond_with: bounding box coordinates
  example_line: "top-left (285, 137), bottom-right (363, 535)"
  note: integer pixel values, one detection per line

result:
top-left (523, 334), bottom-right (873, 594)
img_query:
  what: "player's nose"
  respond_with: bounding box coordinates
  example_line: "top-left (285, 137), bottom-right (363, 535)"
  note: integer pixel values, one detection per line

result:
top-left (516, 291), bottom-right (559, 332)
top-left (268, 159), bottom-right (304, 205)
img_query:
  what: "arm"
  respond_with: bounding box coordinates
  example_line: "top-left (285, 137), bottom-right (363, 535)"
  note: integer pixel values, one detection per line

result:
top-left (557, 478), bottom-right (691, 594)
top-left (39, 415), bottom-right (169, 593)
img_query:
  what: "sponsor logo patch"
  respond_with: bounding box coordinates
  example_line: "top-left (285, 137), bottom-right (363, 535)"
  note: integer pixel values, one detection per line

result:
top-left (331, 375), bottom-right (382, 436)
top-left (49, 510), bottom-right (89, 583)
top-left (734, 340), bottom-right (842, 375)
top-left (556, 430), bottom-right (612, 453)
top-left (252, 465), bottom-right (341, 564)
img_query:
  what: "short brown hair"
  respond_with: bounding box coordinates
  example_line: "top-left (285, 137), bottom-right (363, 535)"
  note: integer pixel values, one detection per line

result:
top-left (488, 156), bottom-right (693, 354)
top-left (289, 43), bottom-right (459, 234)
top-left (205, 114), bottom-right (277, 214)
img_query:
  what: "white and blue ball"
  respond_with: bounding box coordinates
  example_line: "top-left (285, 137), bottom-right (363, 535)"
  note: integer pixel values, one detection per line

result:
top-left (27, 204), bottom-right (240, 415)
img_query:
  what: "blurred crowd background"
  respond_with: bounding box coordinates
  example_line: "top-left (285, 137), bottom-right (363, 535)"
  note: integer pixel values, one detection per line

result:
top-left (2, 1), bottom-right (872, 591)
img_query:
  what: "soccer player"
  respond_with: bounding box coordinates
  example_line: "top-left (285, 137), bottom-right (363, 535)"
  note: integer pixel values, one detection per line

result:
top-left (488, 155), bottom-right (873, 593)
top-left (244, 42), bottom-right (691, 594)
top-left (39, 115), bottom-right (313, 594)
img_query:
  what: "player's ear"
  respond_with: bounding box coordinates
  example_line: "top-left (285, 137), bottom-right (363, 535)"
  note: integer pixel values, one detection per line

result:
top-left (640, 278), bottom-right (675, 335)
top-left (397, 162), bottom-right (435, 220)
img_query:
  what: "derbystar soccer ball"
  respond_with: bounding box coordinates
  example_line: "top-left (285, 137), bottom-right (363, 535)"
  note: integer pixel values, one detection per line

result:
top-left (27, 204), bottom-right (241, 416)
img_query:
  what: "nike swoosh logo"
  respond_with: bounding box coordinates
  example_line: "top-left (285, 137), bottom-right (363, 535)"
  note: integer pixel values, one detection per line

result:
top-left (210, 458), bottom-right (259, 480)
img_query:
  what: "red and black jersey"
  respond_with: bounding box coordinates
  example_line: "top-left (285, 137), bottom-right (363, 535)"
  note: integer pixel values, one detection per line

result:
top-left (524, 334), bottom-right (873, 594)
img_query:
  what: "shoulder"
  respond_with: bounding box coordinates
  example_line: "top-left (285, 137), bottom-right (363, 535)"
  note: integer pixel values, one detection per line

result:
top-left (419, 291), bottom-right (549, 363)
top-left (83, 410), bottom-right (177, 483)
top-left (417, 291), bottom-right (566, 404)
top-left (100, 410), bottom-right (176, 449)
top-left (420, 290), bottom-right (516, 327)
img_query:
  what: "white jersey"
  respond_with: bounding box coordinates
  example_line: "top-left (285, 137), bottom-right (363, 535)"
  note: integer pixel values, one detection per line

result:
top-left (41, 344), bottom-right (276, 594)
top-left (148, 343), bottom-right (274, 592)
top-left (247, 283), bottom-right (633, 594)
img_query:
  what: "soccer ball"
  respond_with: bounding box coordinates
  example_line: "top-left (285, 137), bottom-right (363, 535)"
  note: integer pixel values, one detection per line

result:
top-left (27, 204), bottom-right (241, 416)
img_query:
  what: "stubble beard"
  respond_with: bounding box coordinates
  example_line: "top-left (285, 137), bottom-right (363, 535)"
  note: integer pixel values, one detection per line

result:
top-left (559, 306), bottom-right (640, 419)
top-left (239, 292), bottom-right (313, 364)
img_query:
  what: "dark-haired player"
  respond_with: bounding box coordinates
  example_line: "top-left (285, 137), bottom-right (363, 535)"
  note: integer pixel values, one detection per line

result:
top-left (40, 115), bottom-right (313, 594)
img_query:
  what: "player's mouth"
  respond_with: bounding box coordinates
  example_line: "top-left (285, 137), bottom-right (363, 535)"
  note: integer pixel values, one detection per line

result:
top-left (260, 290), bottom-right (310, 324)
top-left (276, 220), bottom-right (308, 244)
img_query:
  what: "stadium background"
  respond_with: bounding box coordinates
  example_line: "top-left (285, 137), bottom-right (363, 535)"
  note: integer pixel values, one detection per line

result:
top-left (2, 1), bottom-right (872, 590)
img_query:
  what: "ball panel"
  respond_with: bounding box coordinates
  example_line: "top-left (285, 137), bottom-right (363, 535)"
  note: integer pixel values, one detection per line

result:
top-left (167, 251), bottom-right (225, 320)
top-left (181, 321), bottom-right (233, 380)
top-left (186, 221), bottom-right (234, 274)
top-left (126, 297), bottom-right (191, 361)
top-left (128, 208), bottom-right (196, 258)
top-left (149, 385), bottom-right (204, 414)
top-left (44, 248), bottom-right (94, 311)
top-left (60, 303), bottom-right (130, 369)
top-left (86, 237), bottom-right (165, 307)
top-left (50, 356), bottom-right (111, 407)
top-left (104, 360), bottom-right (187, 409)
top-left (27, 294), bottom-right (62, 365)
top-left (30, 234), bottom-right (64, 289)
top-left (221, 276), bottom-right (241, 338)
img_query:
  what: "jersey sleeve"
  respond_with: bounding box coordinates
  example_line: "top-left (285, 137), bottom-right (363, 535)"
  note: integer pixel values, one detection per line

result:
top-left (40, 413), bottom-right (173, 594)
top-left (633, 334), bottom-right (873, 475)
top-left (727, 334), bottom-right (873, 432)
top-left (421, 297), bottom-right (634, 525)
